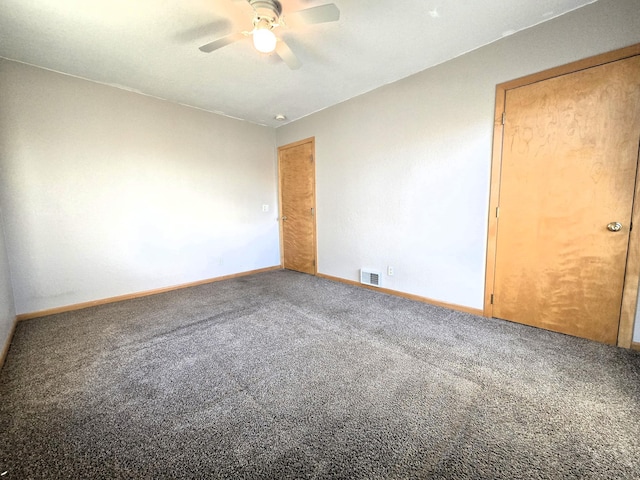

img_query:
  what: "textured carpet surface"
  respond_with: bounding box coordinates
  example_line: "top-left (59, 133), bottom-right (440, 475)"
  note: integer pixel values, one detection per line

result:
top-left (1, 270), bottom-right (639, 479)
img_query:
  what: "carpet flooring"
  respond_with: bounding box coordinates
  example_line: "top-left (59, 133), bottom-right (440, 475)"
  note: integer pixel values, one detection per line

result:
top-left (1, 270), bottom-right (639, 479)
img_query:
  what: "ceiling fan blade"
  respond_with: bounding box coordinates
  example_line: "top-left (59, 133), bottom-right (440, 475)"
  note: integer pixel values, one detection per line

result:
top-left (199, 32), bottom-right (245, 53)
top-left (276, 40), bottom-right (302, 70)
top-left (286, 4), bottom-right (340, 25)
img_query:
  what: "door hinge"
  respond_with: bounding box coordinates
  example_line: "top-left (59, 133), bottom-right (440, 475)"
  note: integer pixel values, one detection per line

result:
top-left (311, 207), bottom-right (315, 216)
top-left (501, 112), bottom-right (506, 125)
top-left (490, 294), bottom-right (494, 305)
top-left (313, 259), bottom-right (316, 267)
top-left (496, 206), bottom-right (500, 218)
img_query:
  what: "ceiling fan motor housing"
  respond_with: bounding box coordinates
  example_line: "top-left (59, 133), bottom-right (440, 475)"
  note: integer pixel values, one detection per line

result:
top-left (249, 0), bottom-right (283, 23)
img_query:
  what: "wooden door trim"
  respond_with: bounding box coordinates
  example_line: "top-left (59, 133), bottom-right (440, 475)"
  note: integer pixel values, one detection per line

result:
top-left (277, 137), bottom-right (318, 274)
top-left (484, 43), bottom-right (640, 348)
top-left (619, 144), bottom-right (640, 348)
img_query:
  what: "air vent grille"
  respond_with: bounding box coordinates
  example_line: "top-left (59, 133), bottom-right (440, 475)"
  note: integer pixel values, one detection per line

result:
top-left (360, 269), bottom-right (381, 287)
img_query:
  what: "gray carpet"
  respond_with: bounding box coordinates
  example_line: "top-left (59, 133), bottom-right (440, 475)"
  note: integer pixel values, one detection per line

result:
top-left (1, 270), bottom-right (639, 479)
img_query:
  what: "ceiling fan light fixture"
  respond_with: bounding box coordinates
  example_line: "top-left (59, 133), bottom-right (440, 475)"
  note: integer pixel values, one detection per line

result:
top-left (198, 0), bottom-right (339, 70)
top-left (253, 25), bottom-right (277, 53)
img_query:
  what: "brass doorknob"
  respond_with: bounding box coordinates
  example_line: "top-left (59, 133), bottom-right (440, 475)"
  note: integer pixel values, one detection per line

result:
top-left (607, 222), bottom-right (622, 232)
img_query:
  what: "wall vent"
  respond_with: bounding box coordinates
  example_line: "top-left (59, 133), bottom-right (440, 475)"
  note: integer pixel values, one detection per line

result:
top-left (360, 269), bottom-right (381, 287)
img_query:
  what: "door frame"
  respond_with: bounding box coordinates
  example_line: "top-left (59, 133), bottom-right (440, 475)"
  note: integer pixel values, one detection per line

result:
top-left (277, 136), bottom-right (318, 274)
top-left (484, 43), bottom-right (640, 348)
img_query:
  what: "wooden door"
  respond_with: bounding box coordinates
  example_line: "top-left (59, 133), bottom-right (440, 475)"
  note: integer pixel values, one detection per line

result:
top-left (491, 55), bottom-right (640, 345)
top-left (278, 138), bottom-right (317, 274)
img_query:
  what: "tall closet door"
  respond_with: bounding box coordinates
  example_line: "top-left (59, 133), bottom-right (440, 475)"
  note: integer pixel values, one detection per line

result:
top-left (492, 55), bottom-right (640, 344)
top-left (278, 138), bottom-right (317, 275)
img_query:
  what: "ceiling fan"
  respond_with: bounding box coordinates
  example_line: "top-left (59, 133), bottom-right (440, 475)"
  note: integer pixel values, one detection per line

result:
top-left (199, 0), bottom-right (340, 70)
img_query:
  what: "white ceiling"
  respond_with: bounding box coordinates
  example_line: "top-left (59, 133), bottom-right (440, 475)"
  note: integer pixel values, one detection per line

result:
top-left (1, 0), bottom-right (598, 127)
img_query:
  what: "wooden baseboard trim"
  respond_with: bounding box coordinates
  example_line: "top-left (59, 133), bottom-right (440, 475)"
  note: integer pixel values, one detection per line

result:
top-left (631, 342), bottom-right (640, 352)
top-left (316, 273), bottom-right (484, 316)
top-left (16, 266), bottom-right (283, 321)
top-left (1, 316), bottom-right (17, 369)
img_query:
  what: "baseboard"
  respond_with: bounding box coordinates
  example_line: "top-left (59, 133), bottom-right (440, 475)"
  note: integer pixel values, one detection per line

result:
top-left (632, 342), bottom-right (640, 352)
top-left (316, 273), bottom-right (484, 316)
top-left (16, 266), bottom-right (283, 321)
top-left (1, 316), bottom-right (17, 369)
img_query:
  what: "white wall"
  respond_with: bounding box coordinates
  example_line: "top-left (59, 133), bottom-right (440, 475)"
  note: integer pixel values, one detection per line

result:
top-left (276, 0), bottom-right (640, 341)
top-left (0, 204), bottom-right (16, 358)
top-left (0, 60), bottom-right (280, 315)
